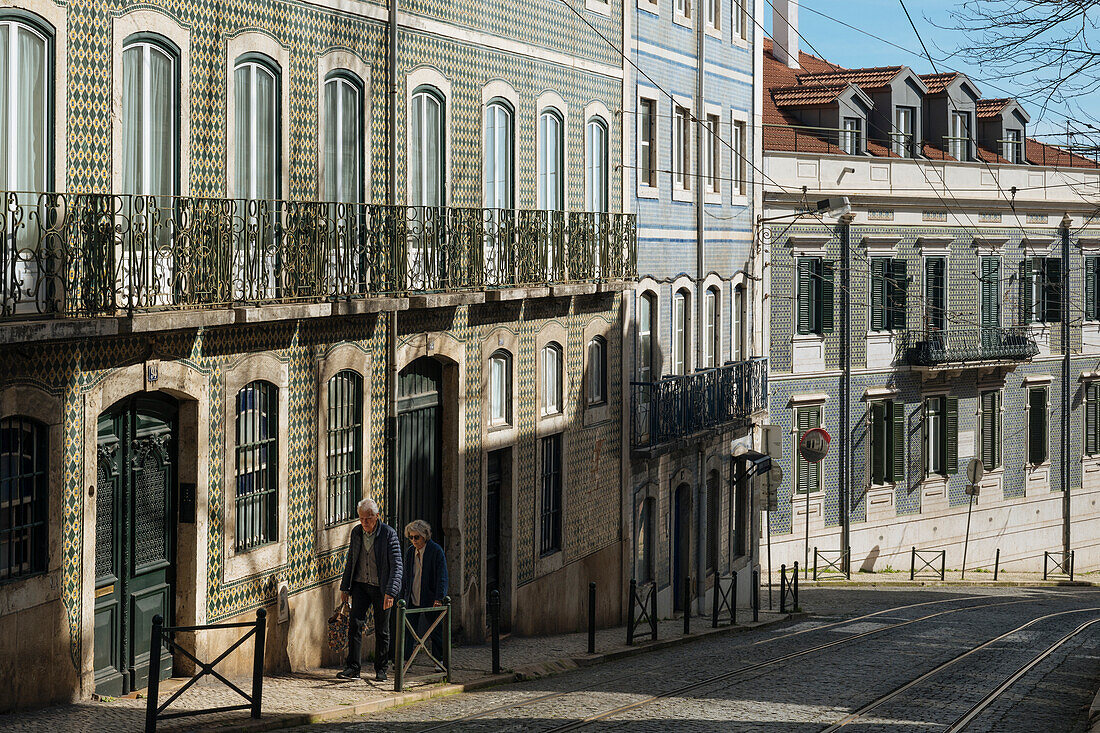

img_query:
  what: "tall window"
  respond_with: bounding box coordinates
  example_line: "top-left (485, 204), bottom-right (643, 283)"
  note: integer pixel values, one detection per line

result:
top-left (732, 119), bottom-right (747, 195)
top-left (1003, 129), bottom-right (1022, 164)
top-left (703, 113), bottom-right (720, 194)
top-left (704, 286), bottom-right (719, 367)
top-left (841, 117), bottom-right (862, 155)
top-left (0, 16), bottom-right (50, 194)
top-left (950, 111), bottom-right (970, 161)
top-left (0, 416), bottom-right (48, 581)
top-left (673, 289), bottom-right (690, 375)
top-left (638, 292), bottom-right (656, 382)
top-left (1021, 257), bottom-right (1062, 325)
top-left (870, 258), bottom-right (907, 331)
top-left (924, 257), bottom-right (947, 332)
top-left (323, 73), bottom-right (363, 203)
top-left (587, 336), bottom-right (607, 405)
top-left (893, 106), bottom-right (914, 157)
top-left (797, 258), bottom-right (834, 335)
top-left (539, 110), bottom-right (563, 210)
top-left (733, 284), bottom-right (746, 361)
top-left (1027, 386), bottom-right (1048, 465)
top-left (235, 380), bottom-right (278, 550)
top-left (1087, 383), bottom-right (1100, 458)
top-left (540, 434), bottom-right (563, 555)
top-left (734, 0), bottom-right (746, 39)
top-left (585, 118), bottom-right (608, 212)
top-left (1086, 257), bottom-right (1100, 322)
top-left (410, 87), bottom-right (444, 207)
top-left (541, 342), bottom-right (563, 415)
top-left (675, 0), bottom-right (691, 19)
top-left (122, 38), bottom-right (177, 199)
top-left (795, 406), bottom-right (822, 494)
top-left (981, 390), bottom-right (1002, 470)
top-left (673, 105), bottom-right (691, 192)
top-left (638, 98), bottom-right (656, 188)
top-left (234, 56), bottom-right (279, 200)
top-left (483, 100), bottom-right (513, 209)
top-left (326, 370), bottom-right (362, 526)
top-left (637, 496), bottom-right (655, 583)
top-left (489, 350), bottom-right (512, 426)
top-left (924, 396), bottom-right (958, 477)
top-left (705, 0), bottom-right (718, 29)
top-left (870, 399), bottom-right (903, 486)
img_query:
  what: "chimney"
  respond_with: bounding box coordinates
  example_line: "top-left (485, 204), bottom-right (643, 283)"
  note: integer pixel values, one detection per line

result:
top-left (773, 0), bottom-right (800, 70)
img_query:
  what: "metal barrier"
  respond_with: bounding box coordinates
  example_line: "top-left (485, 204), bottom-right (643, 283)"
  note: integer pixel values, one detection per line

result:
top-left (144, 609), bottom-right (266, 732)
top-left (394, 597), bottom-right (452, 693)
top-left (813, 547), bottom-right (851, 580)
top-left (487, 590), bottom-right (501, 675)
top-left (910, 548), bottom-right (946, 581)
top-left (780, 562), bottom-right (799, 613)
top-left (626, 579), bottom-right (658, 645)
top-left (1044, 551), bottom-right (1075, 581)
top-left (711, 571), bottom-right (737, 628)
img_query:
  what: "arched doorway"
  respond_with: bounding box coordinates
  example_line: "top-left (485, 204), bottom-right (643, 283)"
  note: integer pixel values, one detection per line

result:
top-left (94, 392), bottom-right (178, 696)
top-left (397, 357), bottom-right (443, 548)
top-left (672, 482), bottom-right (691, 612)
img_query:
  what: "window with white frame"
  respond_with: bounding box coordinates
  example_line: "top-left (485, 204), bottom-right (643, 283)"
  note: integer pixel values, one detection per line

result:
top-left (705, 0), bottom-right (718, 30)
top-left (585, 117), bottom-right (608, 212)
top-left (675, 0), bottom-right (691, 19)
top-left (673, 288), bottom-right (690, 375)
top-left (638, 97), bottom-right (656, 188)
top-left (1003, 128), bottom-right (1022, 164)
top-left (950, 111), bottom-right (970, 161)
top-left (703, 113), bottom-right (720, 195)
top-left (732, 117), bottom-right (747, 196)
top-left (483, 100), bottom-right (513, 209)
top-left (841, 117), bottom-right (862, 155)
top-left (234, 56), bottom-right (279, 201)
top-left (704, 286), bottom-right (719, 367)
top-left (541, 342), bottom-right (563, 415)
top-left (733, 283), bottom-right (746, 361)
top-left (410, 87), bottom-right (444, 207)
top-left (638, 291), bottom-right (656, 382)
top-left (734, 0), bottom-right (747, 40)
top-left (122, 37), bottom-right (178, 200)
top-left (587, 336), bottom-right (606, 405)
top-left (673, 105), bottom-right (691, 191)
top-left (325, 370), bottom-right (362, 527)
top-left (539, 109), bottom-right (564, 210)
top-left (323, 72), bottom-right (363, 203)
top-left (488, 349), bottom-right (512, 426)
top-left (0, 16), bottom-right (50, 194)
top-left (893, 106), bottom-right (914, 158)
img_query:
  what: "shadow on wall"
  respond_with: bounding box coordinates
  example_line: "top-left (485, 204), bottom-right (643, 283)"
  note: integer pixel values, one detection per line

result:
top-left (860, 545), bottom-right (881, 573)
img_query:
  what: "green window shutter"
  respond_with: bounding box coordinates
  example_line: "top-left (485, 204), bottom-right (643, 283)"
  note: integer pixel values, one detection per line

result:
top-left (820, 261), bottom-right (835, 334)
top-left (946, 396), bottom-right (959, 474)
top-left (1086, 383), bottom-right (1097, 457)
top-left (870, 401), bottom-right (885, 485)
top-left (980, 391), bottom-right (996, 470)
top-left (797, 259), bottom-right (812, 334)
top-left (891, 400), bottom-right (905, 484)
top-left (1044, 257), bottom-right (1062, 323)
top-left (870, 258), bottom-right (886, 331)
top-left (981, 257), bottom-right (1000, 329)
top-left (1086, 257), bottom-right (1097, 321)
top-left (925, 258), bottom-right (946, 331)
top-left (995, 392), bottom-right (1002, 469)
top-left (1019, 259), bottom-right (1034, 325)
top-left (1029, 388), bottom-right (1048, 464)
top-left (889, 259), bottom-right (908, 330)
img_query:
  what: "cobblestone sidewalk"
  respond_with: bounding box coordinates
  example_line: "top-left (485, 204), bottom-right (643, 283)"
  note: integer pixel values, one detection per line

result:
top-left (0, 607), bottom-right (788, 732)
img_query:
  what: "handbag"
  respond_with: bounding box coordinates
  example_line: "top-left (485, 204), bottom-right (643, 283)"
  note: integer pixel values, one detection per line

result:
top-left (327, 601), bottom-right (349, 652)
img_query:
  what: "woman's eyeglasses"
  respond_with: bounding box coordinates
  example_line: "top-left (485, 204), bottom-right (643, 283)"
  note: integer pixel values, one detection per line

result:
top-left (408, 534), bottom-right (422, 541)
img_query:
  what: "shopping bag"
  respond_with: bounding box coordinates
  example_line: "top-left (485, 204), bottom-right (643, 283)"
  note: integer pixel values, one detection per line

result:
top-left (328, 601), bottom-right (349, 652)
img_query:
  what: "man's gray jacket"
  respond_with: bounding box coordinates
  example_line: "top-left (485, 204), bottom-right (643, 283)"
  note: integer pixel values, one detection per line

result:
top-left (339, 521), bottom-right (403, 598)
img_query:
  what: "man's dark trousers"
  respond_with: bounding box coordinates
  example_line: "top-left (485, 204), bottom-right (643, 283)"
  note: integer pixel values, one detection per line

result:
top-left (347, 582), bottom-right (390, 674)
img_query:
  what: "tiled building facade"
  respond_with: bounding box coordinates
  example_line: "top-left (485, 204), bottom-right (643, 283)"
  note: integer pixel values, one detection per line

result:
top-left (0, 0), bottom-right (635, 710)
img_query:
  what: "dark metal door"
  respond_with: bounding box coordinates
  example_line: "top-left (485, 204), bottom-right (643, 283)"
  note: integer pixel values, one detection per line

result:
top-left (397, 357), bottom-right (443, 548)
top-left (485, 450), bottom-right (503, 596)
top-left (673, 484), bottom-right (690, 612)
top-left (94, 393), bottom-right (177, 696)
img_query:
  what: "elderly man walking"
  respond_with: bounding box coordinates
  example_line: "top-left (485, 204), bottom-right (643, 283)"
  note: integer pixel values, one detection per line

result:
top-left (401, 520), bottom-right (448, 665)
top-left (337, 498), bottom-right (403, 681)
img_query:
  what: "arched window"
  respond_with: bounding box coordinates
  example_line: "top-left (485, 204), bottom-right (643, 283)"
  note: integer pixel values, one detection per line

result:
top-left (235, 380), bottom-right (278, 550)
top-left (410, 86), bottom-right (444, 207)
top-left (323, 72), bottom-right (363, 203)
top-left (733, 283), bottom-right (746, 361)
top-left (0, 415), bottom-right (48, 580)
top-left (234, 55), bottom-right (280, 201)
top-left (585, 117), bottom-right (608, 212)
top-left (538, 109), bottom-right (564, 211)
top-left (122, 36), bottom-right (178, 200)
top-left (541, 342), bottom-right (563, 415)
top-left (673, 289), bottom-right (690, 375)
top-left (483, 100), bottom-right (513, 209)
top-left (587, 335), bottom-right (607, 405)
top-left (488, 349), bottom-right (512, 426)
top-left (0, 14), bottom-right (51, 193)
top-left (325, 370), bottom-right (363, 526)
top-left (638, 291), bottom-right (656, 382)
top-left (704, 286), bottom-right (720, 368)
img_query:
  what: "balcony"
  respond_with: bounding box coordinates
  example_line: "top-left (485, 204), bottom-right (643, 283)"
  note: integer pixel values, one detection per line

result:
top-left (0, 192), bottom-right (636, 327)
top-left (896, 327), bottom-right (1038, 367)
top-left (631, 357), bottom-right (768, 454)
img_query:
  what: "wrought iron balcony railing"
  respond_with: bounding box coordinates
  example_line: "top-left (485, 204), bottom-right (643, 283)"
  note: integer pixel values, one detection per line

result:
top-left (0, 192), bottom-right (637, 319)
top-left (896, 327), bottom-right (1038, 367)
top-left (631, 357), bottom-right (768, 451)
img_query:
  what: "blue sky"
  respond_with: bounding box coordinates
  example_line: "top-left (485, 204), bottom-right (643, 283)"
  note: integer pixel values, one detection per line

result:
top-left (762, 0), bottom-right (1091, 137)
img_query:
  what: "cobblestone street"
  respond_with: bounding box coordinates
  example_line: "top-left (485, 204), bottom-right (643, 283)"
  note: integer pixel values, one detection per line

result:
top-left (283, 587), bottom-right (1100, 732)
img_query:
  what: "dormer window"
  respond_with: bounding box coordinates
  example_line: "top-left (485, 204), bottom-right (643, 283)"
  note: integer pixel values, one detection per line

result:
top-left (950, 111), bottom-right (971, 161)
top-left (1003, 129), bottom-right (1022, 164)
top-left (893, 107), bottom-right (915, 158)
top-left (841, 117), bottom-right (862, 155)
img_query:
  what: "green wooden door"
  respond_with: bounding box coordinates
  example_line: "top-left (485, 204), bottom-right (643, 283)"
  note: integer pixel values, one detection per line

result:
top-left (94, 393), bottom-right (177, 696)
top-left (397, 357), bottom-right (443, 549)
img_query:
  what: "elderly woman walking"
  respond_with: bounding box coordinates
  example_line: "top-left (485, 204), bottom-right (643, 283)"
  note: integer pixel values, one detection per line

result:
top-left (401, 520), bottom-right (448, 665)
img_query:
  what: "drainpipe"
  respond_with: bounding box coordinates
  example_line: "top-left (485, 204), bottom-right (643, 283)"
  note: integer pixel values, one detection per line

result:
top-left (694, 0), bottom-right (705, 618)
top-left (386, 0), bottom-right (399, 519)
top-left (1061, 214), bottom-right (1071, 565)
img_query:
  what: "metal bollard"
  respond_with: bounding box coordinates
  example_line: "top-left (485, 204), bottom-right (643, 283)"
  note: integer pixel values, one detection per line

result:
top-left (650, 582), bottom-right (658, 640)
top-left (1071, 551), bottom-right (1076, 582)
top-left (394, 600), bottom-right (407, 692)
top-left (792, 561), bottom-right (799, 611)
top-left (780, 564), bottom-right (787, 614)
top-left (587, 582), bottom-right (596, 654)
top-left (145, 615), bottom-right (164, 733)
top-left (443, 596), bottom-right (452, 684)
top-left (910, 547), bottom-right (916, 581)
top-left (752, 569), bottom-right (759, 622)
top-left (994, 548), bottom-right (1000, 580)
top-left (813, 546), bottom-right (818, 581)
top-left (731, 570), bottom-right (738, 625)
top-left (846, 546), bottom-right (852, 580)
top-left (489, 590), bottom-right (501, 675)
top-left (251, 608), bottom-right (267, 718)
top-left (683, 576), bottom-right (691, 635)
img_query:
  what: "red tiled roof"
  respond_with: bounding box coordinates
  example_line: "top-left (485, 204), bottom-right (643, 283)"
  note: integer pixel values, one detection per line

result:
top-left (795, 66), bottom-right (903, 91)
top-left (976, 98), bottom-right (1011, 118)
top-left (1026, 138), bottom-right (1100, 169)
top-left (772, 83), bottom-right (851, 108)
top-left (920, 72), bottom-right (958, 94)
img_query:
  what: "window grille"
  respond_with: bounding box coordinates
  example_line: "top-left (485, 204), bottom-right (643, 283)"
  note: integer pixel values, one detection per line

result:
top-left (540, 434), bottom-right (562, 555)
top-left (235, 380), bottom-right (278, 550)
top-left (326, 370), bottom-right (362, 527)
top-left (0, 416), bottom-right (48, 581)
